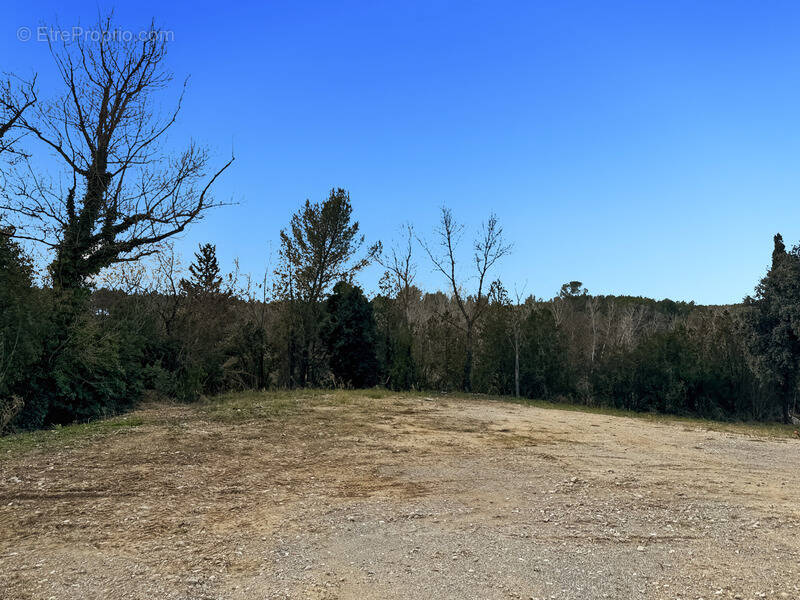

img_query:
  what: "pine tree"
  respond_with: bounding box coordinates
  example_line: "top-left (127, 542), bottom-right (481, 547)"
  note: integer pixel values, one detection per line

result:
top-left (276, 188), bottom-right (380, 386)
top-left (181, 243), bottom-right (223, 296)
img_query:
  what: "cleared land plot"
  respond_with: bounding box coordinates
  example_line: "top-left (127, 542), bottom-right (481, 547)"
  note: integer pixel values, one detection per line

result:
top-left (1, 391), bottom-right (799, 599)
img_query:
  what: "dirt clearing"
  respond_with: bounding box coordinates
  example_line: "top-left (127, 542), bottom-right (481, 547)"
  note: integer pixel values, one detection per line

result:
top-left (1, 391), bottom-right (799, 599)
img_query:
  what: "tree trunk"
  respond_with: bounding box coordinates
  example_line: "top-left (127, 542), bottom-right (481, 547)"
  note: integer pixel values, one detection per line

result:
top-left (257, 328), bottom-right (266, 390)
top-left (514, 332), bottom-right (520, 399)
top-left (777, 378), bottom-right (793, 424)
top-left (300, 345), bottom-right (310, 387)
top-left (287, 329), bottom-right (296, 388)
top-left (783, 390), bottom-right (791, 424)
top-left (463, 324), bottom-right (473, 392)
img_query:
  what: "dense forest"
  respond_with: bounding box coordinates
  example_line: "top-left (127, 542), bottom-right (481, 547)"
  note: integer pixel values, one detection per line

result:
top-left (2, 18), bottom-right (800, 433)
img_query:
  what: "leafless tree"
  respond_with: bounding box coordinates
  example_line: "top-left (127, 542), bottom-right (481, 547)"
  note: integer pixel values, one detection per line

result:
top-left (1, 16), bottom-right (233, 290)
top-left (150, 244), bottom-right (184, 336)
top-left (508, 287), bottom-right (533, 398)
top-left (587, 295), bottom-right (601, 365)
top-left (420, 207), bottom-right (512, 392)
top-left (550, 295), bottom-right (565, 328)
top-left (377, 223), bottom-right (417, 323)
top-left (237, 254), bottom-right (275, 390)
top-left (490, 280), bottom-right (532, 399)
top-left (95, 242), bottom-right (185, 341)
top-left (598, 298), bottom-right (617, 361)
top-left (618, 304), bottom-right (648, 348)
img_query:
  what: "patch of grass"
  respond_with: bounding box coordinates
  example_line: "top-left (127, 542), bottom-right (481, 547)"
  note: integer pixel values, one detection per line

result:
top-left (484, 394), bottom-right (798, 439)
top-left (363, 388), bottom-right (394, 400)
top-left (198, 390), bottom-right (304, 423)
top-left (701, 420), bottom-right (798, 439)
top-left (0, 414), bottom-right (145, 457)
top-left (4, 388), bottom-right (795, 459)
top-left (332, 387), bottom-right (795, 440)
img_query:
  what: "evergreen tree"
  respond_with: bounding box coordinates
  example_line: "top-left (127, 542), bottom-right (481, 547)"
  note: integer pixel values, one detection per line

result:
top-left (744, 233), bottom-right (800, 423)
top-left (0, 231), bottom-right (41, 431)
top-left (322, 281), bottom-right (379, 388)
top-left (175, 243), bottom-right (233, 398)
top-left (520, 306), bottom-right (571, 399)
top-left (181, 243), bottom-right (223, 296)
top-left (276, 188), bottom-right (380, 386)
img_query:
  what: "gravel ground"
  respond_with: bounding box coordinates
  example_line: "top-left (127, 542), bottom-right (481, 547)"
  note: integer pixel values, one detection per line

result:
top-left (1, 392), bottom-right (799, 600)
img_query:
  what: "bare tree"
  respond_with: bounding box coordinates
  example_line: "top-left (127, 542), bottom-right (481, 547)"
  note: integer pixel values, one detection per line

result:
top-left (618, 303), bottom-right (648, 349)
top-left (95, 241), bottom-right (187, 342)
top-left (489, 280), bottom-right (532, 399)
top-left (153, 244), bottom-right (184, 334)
top-left (1, 16), bottom-right (233, 290)
top-left (587, 295), bottom-right (601, 365)
top-left (508, 288), bottom-right (533, 399)
top-left (237, 255), bottom-right (275, 390)
top-left (420, 207), bottom-right (512, 392)
top-left (598, 298), bottom-right (616, 361)
top-left (377, 223), bottom-right (417, 323)
top-left (550, 294), bottom-right (565, 328)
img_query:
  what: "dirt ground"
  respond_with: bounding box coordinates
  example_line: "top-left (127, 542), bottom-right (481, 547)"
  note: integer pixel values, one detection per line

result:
top-left (1, 392), bottom-right (799, 600)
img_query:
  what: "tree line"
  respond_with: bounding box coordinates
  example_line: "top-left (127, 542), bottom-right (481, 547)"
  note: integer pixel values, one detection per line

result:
top-left (2, 16), bottom-right (800, 432)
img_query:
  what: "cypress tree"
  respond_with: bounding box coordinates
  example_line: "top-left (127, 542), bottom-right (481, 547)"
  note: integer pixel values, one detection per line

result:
top-left (745, 233), bottom-right (800, 423)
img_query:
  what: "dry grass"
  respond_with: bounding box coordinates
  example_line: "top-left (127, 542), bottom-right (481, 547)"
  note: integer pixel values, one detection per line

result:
top-left (4, 390), bottom-right (791, 456)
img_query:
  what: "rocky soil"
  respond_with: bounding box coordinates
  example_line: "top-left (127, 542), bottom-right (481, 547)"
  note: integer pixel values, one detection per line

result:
top-left (1, 392), bottom-right (799, 599)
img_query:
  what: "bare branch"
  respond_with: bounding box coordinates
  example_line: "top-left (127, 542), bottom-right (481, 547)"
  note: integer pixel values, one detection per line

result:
top-left (377, 222), bottom-right (417, 321)
top-left (0, 74), bottom-right (37, 179)
top-left (420, 206), bottom-right (511, 391)
top-left (3, 15), bottom-right (232, 289)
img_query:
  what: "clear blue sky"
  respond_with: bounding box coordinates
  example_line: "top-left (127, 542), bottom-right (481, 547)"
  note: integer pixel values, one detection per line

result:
top-left (5, 1), bottom-right (800, 304)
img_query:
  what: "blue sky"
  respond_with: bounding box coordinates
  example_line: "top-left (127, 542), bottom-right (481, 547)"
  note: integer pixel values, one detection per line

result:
top-left (5, 1), bottom-right (800, 304)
